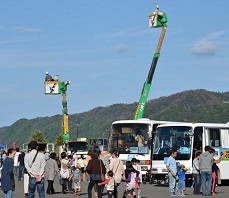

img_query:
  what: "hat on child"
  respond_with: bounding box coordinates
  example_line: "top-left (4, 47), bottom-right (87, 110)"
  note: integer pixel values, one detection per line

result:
top-left (179, 164), bottom-right (185, 168)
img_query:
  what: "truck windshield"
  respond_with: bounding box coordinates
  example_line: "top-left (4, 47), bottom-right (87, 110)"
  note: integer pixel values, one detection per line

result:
top-left (153, 126), bottom-right (192, 160)
top-left (110, 123), bottom-right (150, 154)
top-left (68, 142), bottom-right (88, 152)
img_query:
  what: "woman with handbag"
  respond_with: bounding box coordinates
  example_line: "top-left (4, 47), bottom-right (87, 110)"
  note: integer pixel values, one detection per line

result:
top-left (109, 150), bottom-right (125, 198)
top-left (60, 152), bottom-right (70, 194)
top-left (86, 149), bottom-right (106, 198)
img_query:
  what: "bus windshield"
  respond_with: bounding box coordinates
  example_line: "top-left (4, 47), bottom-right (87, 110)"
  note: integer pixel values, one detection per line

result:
top-left (68, 142), bottom-right (88, 152)
top-left (110, 123), bottom-right (150, 154)
top-left (153, 126), bottom-right (192, 160)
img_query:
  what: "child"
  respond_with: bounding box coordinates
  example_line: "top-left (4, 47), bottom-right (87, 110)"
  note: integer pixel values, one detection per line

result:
top-left (67, 155), bottom-right (74, 193)
top-left (77, 154), bottom-right (86, 181)
top-left (131, 158), bottom-right (142, 198)
top-left (177, 164), bottom-right (187, 197)
top-left (124, 161), bottom-right (139, 198)
top-left (98, 170), bottom-right (115, 198)
top-left (72, 166), bottom-right (81, 196)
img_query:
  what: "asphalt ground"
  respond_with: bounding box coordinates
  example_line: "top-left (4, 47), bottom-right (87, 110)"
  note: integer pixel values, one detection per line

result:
top-left (1, 178), bottom-right (229, 198)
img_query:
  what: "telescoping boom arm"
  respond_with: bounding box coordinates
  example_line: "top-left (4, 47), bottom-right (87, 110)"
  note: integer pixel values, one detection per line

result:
top-left (134, 5), bottom-right (167, 120)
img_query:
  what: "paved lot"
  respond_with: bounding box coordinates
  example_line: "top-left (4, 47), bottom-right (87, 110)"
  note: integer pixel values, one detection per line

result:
top-left (1, 179), bottom-right (229, 198)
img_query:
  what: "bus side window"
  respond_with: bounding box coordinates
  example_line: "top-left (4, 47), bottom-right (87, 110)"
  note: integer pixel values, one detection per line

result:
top-left (209, 128), bottom-right (220, 147)
top-left (194, 127), bottom-right (203, 151)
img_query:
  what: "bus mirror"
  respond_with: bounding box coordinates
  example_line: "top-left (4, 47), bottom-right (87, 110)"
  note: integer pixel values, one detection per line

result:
top-left (147, 137), bottom-right (153, 148)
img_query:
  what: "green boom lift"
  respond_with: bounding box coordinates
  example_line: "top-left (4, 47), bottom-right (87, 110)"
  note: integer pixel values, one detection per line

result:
top-left (134, 5), bottom-right (167, 120)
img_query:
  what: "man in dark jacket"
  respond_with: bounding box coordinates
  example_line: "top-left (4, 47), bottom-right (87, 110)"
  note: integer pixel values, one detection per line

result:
top-left (1, 148), bottom-right (16, 197)
top-left (199, 145), bottom-right (213, 196)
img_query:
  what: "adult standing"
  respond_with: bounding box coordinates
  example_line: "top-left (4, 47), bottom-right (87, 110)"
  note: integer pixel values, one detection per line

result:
top-left (18, 149), bottom-right (25, 181)
top-left (13, 147), bottom-right (20, 181)
top-left (67, 154), bottom-right (74, 193)
top-left (44, 152), bottom-right (59, 194)
top-left (100, 150), bottom-right (110, 172)
top-left (24, 141), bottom-right (46, 198)
top-left (192, 151), bottom-right (201, 195)
top-left (24, 150), bottom-right (31, 198)
top-left (77, 154), bottom-right (86, 181)
top-left (166, 149), bottom-right (178, 196)
top-left (210, 148), bottom-right (223, 195)
top-left (1, 148), bottom-right (16, 198)
top-left (86, 149), bottom-right (106, 198)
top-left (199, 145), bottom-right (213, 196)
top-left (109, 150), bottom-right (125, 198)
top-left (60, 151), bottom-right (70, 194)
top-left (85, 150), bottom-right (92, 182)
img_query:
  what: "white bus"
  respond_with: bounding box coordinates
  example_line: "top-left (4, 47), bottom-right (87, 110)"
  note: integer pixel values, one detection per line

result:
top-left (23, 142), bottom-right (54, 153)
top-left (109, 119), bottom-right (178, 175)
top-left (151, 122), bottom-right (229, 184)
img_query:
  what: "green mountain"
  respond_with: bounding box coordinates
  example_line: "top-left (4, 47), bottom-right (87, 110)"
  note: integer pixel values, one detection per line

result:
top-left (1, 89), bottom-right (229, 148)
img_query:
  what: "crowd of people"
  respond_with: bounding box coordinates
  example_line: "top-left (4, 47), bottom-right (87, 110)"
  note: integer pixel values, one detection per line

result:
top-left (166, 146), bottom-right (224, 196)
top-left (0, 142), bottom-right (225, 198)
top-left (0, 141), bottom-right (143, 198)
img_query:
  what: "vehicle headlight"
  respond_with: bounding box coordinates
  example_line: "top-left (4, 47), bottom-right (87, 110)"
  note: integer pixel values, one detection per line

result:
top-left (141, 166), bottom-right (148, 171)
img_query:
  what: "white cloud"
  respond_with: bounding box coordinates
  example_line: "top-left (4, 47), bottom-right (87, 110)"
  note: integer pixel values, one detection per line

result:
top-left (191, 30), bottom-right (228, 56)
top-left (114, 44), bottom-right (129, 53)
top-left (191, 39), bottom-right (218, 56)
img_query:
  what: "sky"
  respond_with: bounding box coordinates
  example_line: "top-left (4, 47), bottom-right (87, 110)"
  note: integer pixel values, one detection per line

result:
top-left (1, 1), bottom-right (229, 127)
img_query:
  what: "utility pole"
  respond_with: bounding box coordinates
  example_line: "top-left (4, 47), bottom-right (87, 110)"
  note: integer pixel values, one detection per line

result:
top-left (44, 72), bottom-right (70, 143)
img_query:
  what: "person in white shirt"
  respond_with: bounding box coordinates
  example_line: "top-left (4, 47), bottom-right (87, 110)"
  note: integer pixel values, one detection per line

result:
top-left (77, 154), bottom-right (86, 181)
top-left (109, 150), bottom-right (125, 198)
top-left (24, 141), bottom-right (46, 198)
top-left (13, 148), bottom-right (20, 180)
